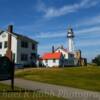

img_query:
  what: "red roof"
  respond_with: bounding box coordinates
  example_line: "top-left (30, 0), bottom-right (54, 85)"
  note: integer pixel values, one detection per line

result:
top-left (42, 52), bottom-right (62, 60)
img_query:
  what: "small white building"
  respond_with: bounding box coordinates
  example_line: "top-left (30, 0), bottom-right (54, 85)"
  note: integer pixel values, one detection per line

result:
top-left (41, 52), bottom-right (64, 67)
top-left (0, 25), bottom-right (38, 67)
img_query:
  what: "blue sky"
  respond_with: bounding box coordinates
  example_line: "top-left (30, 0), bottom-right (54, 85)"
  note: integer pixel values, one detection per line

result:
top-left (0, 0), bottom-right (100, 62)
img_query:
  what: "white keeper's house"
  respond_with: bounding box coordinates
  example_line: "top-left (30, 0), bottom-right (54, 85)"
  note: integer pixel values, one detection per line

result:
top-left (0, 25), bottom-right (38, 67)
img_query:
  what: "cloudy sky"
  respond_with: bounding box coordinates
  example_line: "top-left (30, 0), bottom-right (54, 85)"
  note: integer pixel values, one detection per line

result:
top-left (0, 0), bottom-right (100, 62)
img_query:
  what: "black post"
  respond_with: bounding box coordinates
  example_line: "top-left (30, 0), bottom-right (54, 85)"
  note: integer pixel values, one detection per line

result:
top-left (11, 60), bottom-right (15, 91)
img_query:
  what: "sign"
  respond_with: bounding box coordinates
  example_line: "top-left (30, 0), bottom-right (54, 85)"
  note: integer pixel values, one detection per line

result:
top-left (0, 56), bottom-right (14, 81)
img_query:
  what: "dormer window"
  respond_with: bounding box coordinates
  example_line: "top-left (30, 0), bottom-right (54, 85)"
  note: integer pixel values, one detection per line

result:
top-left (2, 34), bottom-right (6, 38)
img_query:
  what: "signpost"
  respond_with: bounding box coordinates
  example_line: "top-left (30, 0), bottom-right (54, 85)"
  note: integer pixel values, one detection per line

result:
top-left (0, 56), bottom-right (15, 90)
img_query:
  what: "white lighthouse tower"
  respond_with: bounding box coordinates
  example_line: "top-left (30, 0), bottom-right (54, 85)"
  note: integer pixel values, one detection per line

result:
top-left (67, 26), bottom-right (75, 53)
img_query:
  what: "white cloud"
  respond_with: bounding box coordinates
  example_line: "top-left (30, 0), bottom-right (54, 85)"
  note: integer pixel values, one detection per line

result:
top-left (75, 14), bottom-right (100, 27)
top-left (44, 4), bottom-right (78, 18)
top-left (76, 26), bottom-right (100, 34)
top-left (79, 0), bottom-right (98, 8)
top-left (35, 32), bottom-right (66, 39)
top-left (76, 39), bottom-right (100, 47)
top-left (38, 0), bottom-right (99, 18)
top-left (34, 25), bottom-right (100, 39)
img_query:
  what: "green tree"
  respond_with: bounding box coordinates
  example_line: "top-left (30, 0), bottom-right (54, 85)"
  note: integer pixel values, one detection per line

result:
top-left (92, 55), bottom-right (100, 66)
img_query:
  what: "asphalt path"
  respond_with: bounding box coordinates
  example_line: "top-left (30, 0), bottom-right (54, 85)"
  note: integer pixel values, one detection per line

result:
top-left (0, 78), bottom-right (100, 100)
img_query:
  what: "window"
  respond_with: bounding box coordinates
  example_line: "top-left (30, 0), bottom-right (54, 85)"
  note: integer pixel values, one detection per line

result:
top-left (32, 44), bottom-right (35, 50)
top-left (21, 41), bottom-right (28, 48)
top-left (21, 54), bottom-right (28, 61)
top-left (0, 42), bottom-right (2, 49)
top-left (4, 41), bottom-right (8, 48)
top-left (30, 53), bottom-right (37, 59)
top-left (45, 59), bottom-right (48, 63)
top-left (53, 59), bottom-right (56, 63)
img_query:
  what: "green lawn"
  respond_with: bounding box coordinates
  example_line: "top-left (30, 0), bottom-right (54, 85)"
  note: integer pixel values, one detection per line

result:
top-left (16, 66), bottom-right (100, 92)
top-left (0, 83), bottom-right (65, 100)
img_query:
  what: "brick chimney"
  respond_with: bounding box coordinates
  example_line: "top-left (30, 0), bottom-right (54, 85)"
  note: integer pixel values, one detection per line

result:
top-left (5, 25), bottom-right (13, 61)
top-left (52, 46), bottom-right (55, 53)
top-left (7, 25), bottom-right (13, 33)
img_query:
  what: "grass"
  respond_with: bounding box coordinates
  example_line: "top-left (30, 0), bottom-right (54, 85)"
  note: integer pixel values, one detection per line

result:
top-left (16, 66), bottom-right (100, 92)
top-left (0, 83), bottom-right (65, 100)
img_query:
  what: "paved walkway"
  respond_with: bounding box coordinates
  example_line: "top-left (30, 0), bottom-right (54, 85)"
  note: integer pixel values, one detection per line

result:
top-left (0, 78), bottom-right (100, 100)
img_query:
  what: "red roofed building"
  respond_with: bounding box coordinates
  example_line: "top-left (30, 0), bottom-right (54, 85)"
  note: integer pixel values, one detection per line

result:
top-left (41, 52), bottom-right (64, 67)
top-left (42, 52), bottom-right (62, 60)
